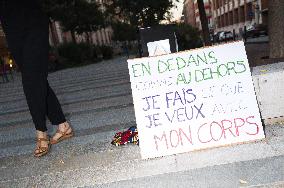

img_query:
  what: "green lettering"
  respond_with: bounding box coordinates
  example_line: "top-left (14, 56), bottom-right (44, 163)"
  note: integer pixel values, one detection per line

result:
top-left (158, 60), bottom-right (168, 74)
top-left (142, 62), bottom-right (151, 76)
top-left (132, 64), bottom-right (141, 77)
top-left (226, 62), bottom-right (236, 75)
top-left (217, 64), bottom-right (229, 77)
top-left (176, 72), bottom-right (191, 85)
top-left (197, 52), bottom-right (208, 65)
top-left (235, 61), bottom-right (247, 73)
top-left (176, 57), bottom-right (187, 70)
top-left (167, 58), bottom-right (175, 72)
top-left (203, 68), bottom-right (213, 80)
top-left (195, 69), bottom-right (204, 82)
top-left (188, 55), bottom-right (197, 66)
top-left (208, 51), bottom-right (218, 64)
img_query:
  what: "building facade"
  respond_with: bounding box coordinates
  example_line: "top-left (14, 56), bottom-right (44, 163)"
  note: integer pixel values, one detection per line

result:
top-left (183, 0), bottom-right (269, 35)
top-left (49, 21), bottom-right (112, 47)
top-left (183, 0), bottom-right (197, 26)
top-left (49, 0), bottom-right (113, 47)
top-left (212, 0), bottom-right (266, 34)
top-left (0, 24), bottom-right (8, 56)
top-left (183, 0), bottom-right (214, 30)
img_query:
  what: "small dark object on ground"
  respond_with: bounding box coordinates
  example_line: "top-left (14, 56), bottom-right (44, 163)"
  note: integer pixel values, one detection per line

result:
top-left (111, 126), bottom-right (139, 146)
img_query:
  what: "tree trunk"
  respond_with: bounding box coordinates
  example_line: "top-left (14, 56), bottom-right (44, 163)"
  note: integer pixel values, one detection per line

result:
top-left (197, 0), bottom-right (211, 46)
top-left (85, 32), bottom-right (93, 44)
top-left (269, 0), bottom-right (284, 58)
top-left (49, 19), bottom-right (58, 47)
top-left (71, 31), bottom-right (77, 44)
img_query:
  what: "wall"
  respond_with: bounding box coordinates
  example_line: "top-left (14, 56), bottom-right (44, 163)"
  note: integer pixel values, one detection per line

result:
top-left (252, 62), bottom-right (284, 124)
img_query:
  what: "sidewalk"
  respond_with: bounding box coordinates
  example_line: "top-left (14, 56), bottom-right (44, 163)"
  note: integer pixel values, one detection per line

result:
top-left (246, 36), bottom-right (269, 44)
top-left (0, 57), bottom-right (283, 188)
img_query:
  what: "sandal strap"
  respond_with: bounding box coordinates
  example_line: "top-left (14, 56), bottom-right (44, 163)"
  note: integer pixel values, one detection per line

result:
top-left (34, 148), bottom-right (48, 156)
top-left (34, 136), bottom-right (50, 157)
top-left (36, 137), bottom-right (49, 142)
top-left (34, 143), bottom-right (49, 155)
top-left (36, 138), bottom-right (49, 142)
top-left (56, 129), bottom-right (66, 135)
top-left (35, 146), bottom-right (48, 151)
top-left (56, 127), bottom-right (71, 136)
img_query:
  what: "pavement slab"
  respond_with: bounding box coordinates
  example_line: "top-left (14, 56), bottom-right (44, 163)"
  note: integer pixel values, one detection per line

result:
top-left (0, 57), bottom-right (283, 188)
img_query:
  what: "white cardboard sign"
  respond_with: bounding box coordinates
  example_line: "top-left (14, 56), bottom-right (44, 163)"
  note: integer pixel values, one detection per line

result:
top-left (128, 41), bottom-right (265, 159)
top-left (147, 39), bottom-right (171, 57)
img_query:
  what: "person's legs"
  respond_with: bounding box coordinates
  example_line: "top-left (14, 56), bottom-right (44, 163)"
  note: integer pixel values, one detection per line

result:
top-left (20, 7), bottom-right (72, 144)
top-left (1, 3), bottom-right (50, 156)
top-left (46, 81), bottom-right (66, 125)
top-left (1, 1), bottom-right (72, 156)
top-left (21, 22), bottom-right (50, 132)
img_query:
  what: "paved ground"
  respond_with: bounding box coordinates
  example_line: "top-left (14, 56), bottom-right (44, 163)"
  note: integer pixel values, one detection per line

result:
top-left (245, 37), bottom-right (269, 67)
top-left (246, 36), bottom-right (269, 44)
top-left (0, 56), bottom-right (283, 188)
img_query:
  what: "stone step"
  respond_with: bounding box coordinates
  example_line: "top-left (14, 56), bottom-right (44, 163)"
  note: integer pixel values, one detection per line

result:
top-left (0, 75), bottom-right (130, 103)
top-left (1, 57), bottom-right (283, 188)
top-left (0, 58), bottom-right (129, 96)
top-left (0, 78), bottom-right (132, 114)
top-left (83, 155), bottom-right (284, 188)
top-left (0, 94), bottom-right (133, 127)
top-left (0, 104), bottom-right (136, 149)
top-left (0, 83), bottom-right (132, 115)
top-left (0, 125), bottom-right (283, 188)
top-left (0, 120), bottom-right (135, 158)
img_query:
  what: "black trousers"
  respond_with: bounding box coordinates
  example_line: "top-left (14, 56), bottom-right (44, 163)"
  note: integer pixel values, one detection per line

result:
top-left (0, 1), bottom-right (66, 131)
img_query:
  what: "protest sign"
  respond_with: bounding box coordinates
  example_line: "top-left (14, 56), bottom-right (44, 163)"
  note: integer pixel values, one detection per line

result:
top-left (147, 39), bottom-right (171, 57)
top-left (128, 41), bottom-right (265, 159)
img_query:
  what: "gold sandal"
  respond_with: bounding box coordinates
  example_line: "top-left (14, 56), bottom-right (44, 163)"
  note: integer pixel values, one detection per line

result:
top-left (50, 123), bottom-right (73, 145)
top-left (34, 137), bottom-right (50, 157)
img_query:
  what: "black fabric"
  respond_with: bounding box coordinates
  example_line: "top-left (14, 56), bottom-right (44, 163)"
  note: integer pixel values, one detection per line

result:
top-left (0, 1), bottom-right (66, 131)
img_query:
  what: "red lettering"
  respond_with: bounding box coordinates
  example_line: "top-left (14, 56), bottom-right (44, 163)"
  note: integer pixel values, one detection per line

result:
top-left (245, 116), bottom-right (260, 135)
top-left (179, 125), bottom-right (193, 145)
top-left (198, 115), bottom-right (261, 144)
top-left (170, 130), bottom-right (180, 148)
top-left (210, 121), bottom-right (223, 141)
top-left (234, 118), bottom-right (245, 136)
top-left (198, 123), bottom-right (213, 143)
top-left (155, 116), bottom-right (261, 150)
top-left (221, 119), bottom-right (236, 139)
top-left (154, 125), bottom-right (194, 151)
top-left (154, 132), bottom-right (168, 151)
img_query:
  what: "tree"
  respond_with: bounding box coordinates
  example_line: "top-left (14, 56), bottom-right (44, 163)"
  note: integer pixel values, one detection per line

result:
top-left (106, 0), bottom-right (175, 28)
top-left (175, 23), bottom-right (203, 51)
top-left (197, 0), bottom-right (211, 46)
top-left (111, 22), bottom-right (137, 42)
top-left (268, 0), bottom-right (284, 58)
top-left (42, 0), bottom-right (104, 43)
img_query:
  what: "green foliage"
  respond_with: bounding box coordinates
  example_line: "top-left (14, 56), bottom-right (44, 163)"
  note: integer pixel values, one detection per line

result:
top-left (77, 43), bottom-right (94, 61)
top-left (92, 45), bottom-right (102, 59)
top-left (106, 0), bottom-right (175, 27)
top-left (174, 23), bottom-right (203, 51)
top-left (42, 0), bottom-right (104, 36)
top-left (57, 42), bottom-right (93, 64)
top-left (57, 42), bottom-right (114, 64)
top-left (111, 22), bottom-right (137, 41)
top-left (100, 46), bottom-right (114, 60)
